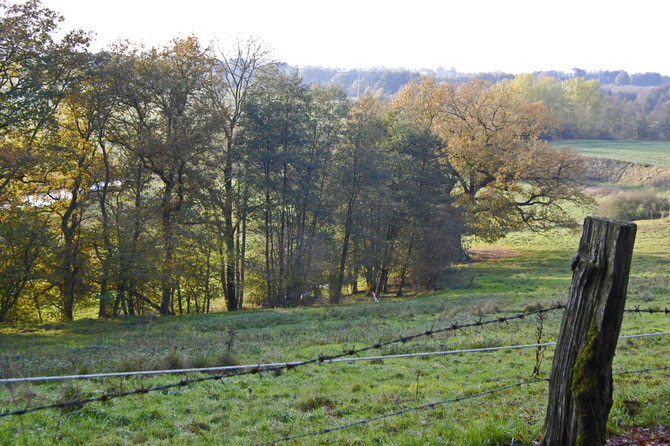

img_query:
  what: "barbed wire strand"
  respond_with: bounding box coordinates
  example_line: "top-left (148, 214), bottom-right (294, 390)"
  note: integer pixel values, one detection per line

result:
top-left (1, 305), bottom-right (667, 419)
top-left (614, 365), bottom-right (670, 376)
top-left (624, 307), bottom-right (670, 315)
top-left (249, 364), bottom-right (670, 446)
top-left (3, 329), bottom-right (668, 385)
top-left (0, 305), bottom-right (566, 387)
top-left (2, 332), bottom-right (667, 420)
top-left (249, 378), bottom-right (551, 446)
top-left (0, 305), bottom-right (564, 418)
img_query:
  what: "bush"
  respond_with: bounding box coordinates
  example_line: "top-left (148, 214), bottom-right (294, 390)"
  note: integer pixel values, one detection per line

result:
top-left (651, 176), bottom-right (670, 188)
top-left (598, 189), bottom-right (670, 220)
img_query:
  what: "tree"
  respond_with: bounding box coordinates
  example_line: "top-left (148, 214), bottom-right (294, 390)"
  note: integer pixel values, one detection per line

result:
top-left (119, 37), bottom-right (221, 315)
top-left (0, 0), bottom-right (88, 202)
top-left (397, 77), bottom-right (589, 242)
top-left (0, 206), bottom-right (53, 323)
top-left (203, 38), bottom-right (270, 311)
top-left (383, 108), bottom-right (464, 291)
top-left (330, 95), bottom-right (388, 303)
top-left (241, 67), bottom-right (319, 307)
top-left (614, 71), bottom-right (630, 86)
top-left (51, 79), bottom-right (102, 321)
top-left (562, 77), bottom-right (606, 138)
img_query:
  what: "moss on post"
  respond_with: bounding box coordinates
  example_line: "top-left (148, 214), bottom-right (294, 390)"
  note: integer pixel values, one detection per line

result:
top-left (571, 322), bottom-right (605, 445)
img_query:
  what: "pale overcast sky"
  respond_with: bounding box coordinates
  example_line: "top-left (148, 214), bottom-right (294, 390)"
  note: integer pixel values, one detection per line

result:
top-left (41, 0), bottom-right (670, 75)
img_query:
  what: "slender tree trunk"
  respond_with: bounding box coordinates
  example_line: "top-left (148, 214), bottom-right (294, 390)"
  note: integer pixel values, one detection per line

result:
top-left (98, 143), bottom-right (113, 318)
top-left (204, 245), bottom-right (211, 313)
top-left (29, 282), bottom-right (43, 324)
top-left (114, 287), bottom-right (124, 316)
top-left (223, 142), bottom-right (237, 311)
top-left (119, 163), bottom-right (144, 317)
top-left (160, 183), bottom-right (175, 316)
top-left (397, 237), bottom-right (414, 297)
top-left (61, 182), bottom-right (81, 321)
top-left (177, 278), bottom-right (183, 315)
top-left (278, 162), bottom-right (287, 305)
top-left (333, 192), bottom-right (356, 304)
top-left (238, 197), bottom-right (247, 310)
top-left (264, 156), bottom-right (275, 306)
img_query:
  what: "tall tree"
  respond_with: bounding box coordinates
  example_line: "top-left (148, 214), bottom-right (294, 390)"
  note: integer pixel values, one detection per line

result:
top-left (204, 38), bottom-right (269, 311)
top-left (330, 95), bottom-right (388, 304)
top-left (242, 67), bottom-right (312, 307)
top-left (119, 37), bottom-right (220, 315)
top-left (0, 0), bottom-right (88, 201)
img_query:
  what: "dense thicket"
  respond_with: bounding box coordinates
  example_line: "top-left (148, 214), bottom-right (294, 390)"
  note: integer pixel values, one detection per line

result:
top-left (0, 1), bottom-right (587, 323)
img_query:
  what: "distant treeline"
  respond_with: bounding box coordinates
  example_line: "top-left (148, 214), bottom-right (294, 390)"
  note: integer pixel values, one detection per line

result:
top-left (301, 66), bottom-right (670, 97)
top-left (302, 67), bottom-right (670, 141)
top-left (300, 66), bottom-right (515, 98)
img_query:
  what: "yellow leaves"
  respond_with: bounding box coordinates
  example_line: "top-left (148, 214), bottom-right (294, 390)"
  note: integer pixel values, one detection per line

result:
top-left (508, 74), bottom-right (605, 138)
top-left (395, 76), bottom-right (588, 241)
top-left (392, 75), bottom-right (450, 130)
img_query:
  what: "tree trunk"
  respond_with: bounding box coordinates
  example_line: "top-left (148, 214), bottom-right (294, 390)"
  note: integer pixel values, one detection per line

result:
top-left (98, 143), bottom-right (113, 318)
top-left (204, 245), bottom-right (212, 313)
top-left (238, 202), bottom-right (247, 310)
top-left (333, 193), bottom-right (356, 304)
top-left (177, 278), bottom-right (183, 315)
top-left (61, 185), bottom-right (81, 322)
top-left (160, 183), bottom-right (175, 316)
top-left (542, 217), bottom-right (637, 446)
top-left (223, 143), bottom-right (238, 311)
top-left (397, 237), bottom-right (414, 297)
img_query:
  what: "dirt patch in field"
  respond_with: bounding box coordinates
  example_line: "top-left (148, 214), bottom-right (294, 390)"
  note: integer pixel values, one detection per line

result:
top-left (583, 156), bottom-right (670, 186)
top-left (468, 247), bottom-right (520, 262)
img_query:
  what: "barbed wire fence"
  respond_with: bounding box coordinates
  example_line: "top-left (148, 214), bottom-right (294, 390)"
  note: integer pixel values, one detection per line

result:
top-left (250, 365), bottom-right (670, 446)
top-left (0, 304), bottom-right (668, 444)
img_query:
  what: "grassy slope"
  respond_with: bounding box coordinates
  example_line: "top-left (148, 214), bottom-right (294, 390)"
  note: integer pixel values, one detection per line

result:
top-left (554, 139), bottom-right (670, 166)
top-left (1, 214), bottom-right (669, 445)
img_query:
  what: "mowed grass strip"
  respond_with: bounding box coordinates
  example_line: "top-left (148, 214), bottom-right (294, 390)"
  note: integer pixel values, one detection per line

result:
top-left (554, 139), bottom-right (670, 166)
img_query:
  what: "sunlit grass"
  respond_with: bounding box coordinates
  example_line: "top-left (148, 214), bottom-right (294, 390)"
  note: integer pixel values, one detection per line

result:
top-left (0, 217), bottom-right (669, 444)
top-left (554, 139), bottom-right (670, 166)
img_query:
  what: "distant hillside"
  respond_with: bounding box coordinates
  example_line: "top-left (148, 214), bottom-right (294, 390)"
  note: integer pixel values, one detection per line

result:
top-left (299, 67), bottom-right (515, 97)
top-left (299, 66), bottom-right (670, 98)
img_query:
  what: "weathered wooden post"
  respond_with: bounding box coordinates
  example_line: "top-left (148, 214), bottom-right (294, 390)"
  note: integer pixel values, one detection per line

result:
top-left (541, 217), bottom-right (636, 446)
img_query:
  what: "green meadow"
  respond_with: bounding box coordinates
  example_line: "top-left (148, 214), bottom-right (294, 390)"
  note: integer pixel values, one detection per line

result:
top-left (554, 139), bottom-right (670, 166)
top-left (1, 215), bottom-right (669, 444)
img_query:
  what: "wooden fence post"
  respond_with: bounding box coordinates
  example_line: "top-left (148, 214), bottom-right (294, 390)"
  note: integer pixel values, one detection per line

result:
top-left (541, 217), bottom-right (637, 446)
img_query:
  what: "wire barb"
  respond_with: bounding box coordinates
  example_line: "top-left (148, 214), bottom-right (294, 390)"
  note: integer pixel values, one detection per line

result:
top-left (624, 307), bottom-right (670, 315)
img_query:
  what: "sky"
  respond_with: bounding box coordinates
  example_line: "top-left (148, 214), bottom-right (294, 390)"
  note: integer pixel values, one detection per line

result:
top-left (40, 0), bottom-right (670, 75)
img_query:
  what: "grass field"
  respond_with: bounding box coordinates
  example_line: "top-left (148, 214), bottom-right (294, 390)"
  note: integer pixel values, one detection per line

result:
top-left (1, 214), bottom-right (669, 445)
top-left (554, 139), bottom-right (670, 166)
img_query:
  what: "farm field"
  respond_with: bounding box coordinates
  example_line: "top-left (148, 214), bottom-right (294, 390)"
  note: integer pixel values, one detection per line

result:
top-left (554, 139), bottom-right (670, 166)
top-left (1, 216), bottom-right (669, 445)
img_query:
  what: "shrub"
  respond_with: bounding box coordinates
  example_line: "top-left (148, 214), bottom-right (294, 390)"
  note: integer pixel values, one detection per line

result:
top-left (651, 176), bottom-right (670, 188)
top-left (159, 349), bottom-right (187, 370)
top-left (598, 189), bottom-right (669, 220)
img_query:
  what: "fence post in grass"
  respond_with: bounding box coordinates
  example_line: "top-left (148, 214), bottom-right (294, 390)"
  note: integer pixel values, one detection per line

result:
top-left (541, 217), bottom-right (637, 446)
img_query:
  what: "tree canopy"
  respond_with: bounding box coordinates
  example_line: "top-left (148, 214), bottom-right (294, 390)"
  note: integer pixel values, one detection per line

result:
top-left (0, 1), bottom-right (588, 323)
